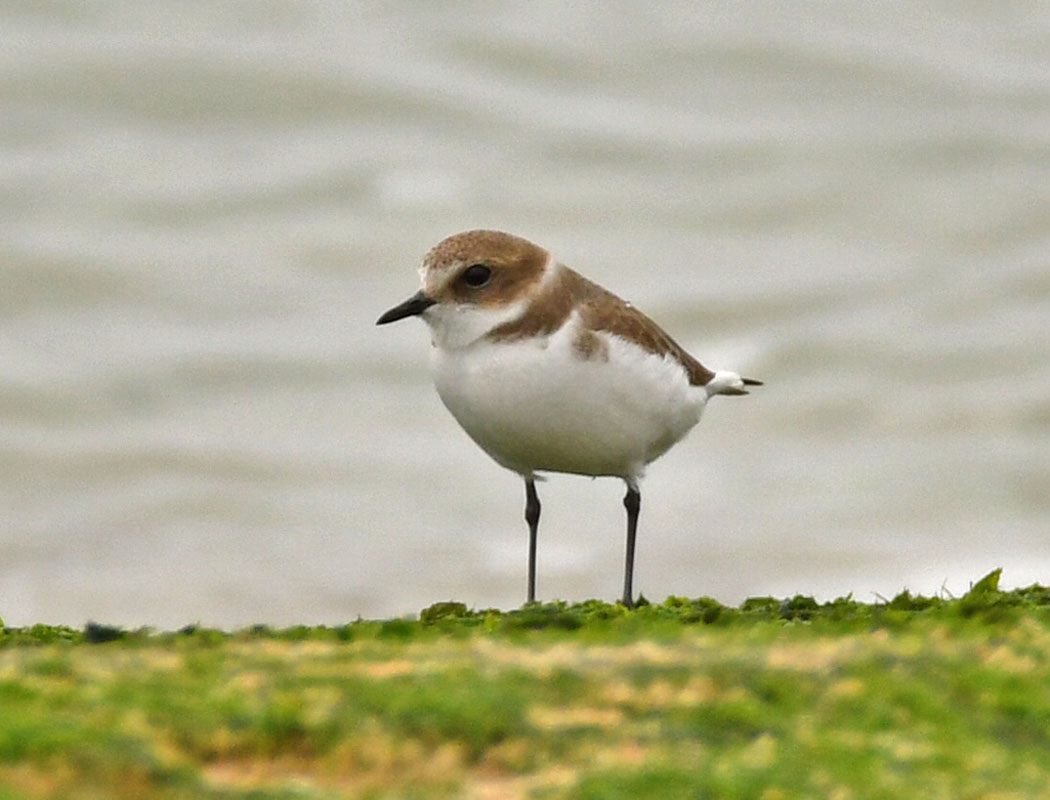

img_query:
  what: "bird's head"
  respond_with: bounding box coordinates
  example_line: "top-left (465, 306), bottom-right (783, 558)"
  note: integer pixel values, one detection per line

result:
top-left (376, 229), bottom-right (554, 349)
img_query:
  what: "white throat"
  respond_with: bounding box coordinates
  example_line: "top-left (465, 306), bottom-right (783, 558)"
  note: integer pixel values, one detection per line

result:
top-left (423, 299), bottom-right (528, 351)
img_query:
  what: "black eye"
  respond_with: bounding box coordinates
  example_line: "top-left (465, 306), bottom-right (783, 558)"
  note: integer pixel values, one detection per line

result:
top-left (462, 264), bottom-right (491, 287)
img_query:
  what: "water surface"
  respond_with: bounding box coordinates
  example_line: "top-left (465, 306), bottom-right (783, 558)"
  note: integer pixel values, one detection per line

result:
top-left (2, 3), bottom-right (1048, 627)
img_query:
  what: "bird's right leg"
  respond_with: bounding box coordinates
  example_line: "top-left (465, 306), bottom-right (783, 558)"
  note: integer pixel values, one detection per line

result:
top-left (524, 478), bottom-right (541, 604)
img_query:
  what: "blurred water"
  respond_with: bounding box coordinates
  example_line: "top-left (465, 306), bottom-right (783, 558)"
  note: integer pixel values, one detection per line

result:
top-left (1, 2), bottom-right (1048, 627)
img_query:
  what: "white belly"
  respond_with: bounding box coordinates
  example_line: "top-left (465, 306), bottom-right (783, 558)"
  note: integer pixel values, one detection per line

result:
top-left (429, 320), bottom-right (706, 480)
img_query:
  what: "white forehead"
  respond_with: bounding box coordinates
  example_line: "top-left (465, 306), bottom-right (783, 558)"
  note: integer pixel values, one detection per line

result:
top-left (418, 257), bottom-right (466, 290)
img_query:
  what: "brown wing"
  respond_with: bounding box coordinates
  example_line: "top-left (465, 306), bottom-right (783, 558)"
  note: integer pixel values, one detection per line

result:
top-left (486, 264), bottom-right (717, 388)
top-left (570, 269), bottom-right (716, 387)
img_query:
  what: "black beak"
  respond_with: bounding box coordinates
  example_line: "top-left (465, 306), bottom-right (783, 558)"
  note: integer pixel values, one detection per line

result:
top-left (376, 290), bottom-right (437, 325)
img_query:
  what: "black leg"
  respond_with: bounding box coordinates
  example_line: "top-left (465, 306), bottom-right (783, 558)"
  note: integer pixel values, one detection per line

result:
top-left (622, 485), bottom-right (641, 608)
top-left (524, 478), bottom-right (540, 604)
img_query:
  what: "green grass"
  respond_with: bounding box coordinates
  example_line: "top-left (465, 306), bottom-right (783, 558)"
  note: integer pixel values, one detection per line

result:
top-left (1, 569), bottom-right (1050, 799)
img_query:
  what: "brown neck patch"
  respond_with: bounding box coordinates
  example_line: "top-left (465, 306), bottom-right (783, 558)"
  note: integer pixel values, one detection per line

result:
top-left (486, 263), bottom-right (576, 342)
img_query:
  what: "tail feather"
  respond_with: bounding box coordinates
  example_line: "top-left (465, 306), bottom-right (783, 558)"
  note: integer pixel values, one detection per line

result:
top-left (705, 370), bottom-right (764, 398)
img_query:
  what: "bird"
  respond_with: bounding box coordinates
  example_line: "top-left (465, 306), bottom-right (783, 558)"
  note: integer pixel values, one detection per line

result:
top-left (376, 229), bottom-right (761, 608)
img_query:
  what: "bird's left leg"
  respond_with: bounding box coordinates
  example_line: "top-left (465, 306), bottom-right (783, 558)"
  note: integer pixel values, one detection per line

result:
top-left (621, 482), bottom-right (641, 608)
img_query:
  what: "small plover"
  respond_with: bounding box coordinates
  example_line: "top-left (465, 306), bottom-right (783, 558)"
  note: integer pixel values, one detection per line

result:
top-left (377, 230), bottom-right (761, 607)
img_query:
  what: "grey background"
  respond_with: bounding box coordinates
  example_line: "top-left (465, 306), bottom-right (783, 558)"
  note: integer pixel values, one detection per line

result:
top-left (2, 2), bottom-right (1048, 627)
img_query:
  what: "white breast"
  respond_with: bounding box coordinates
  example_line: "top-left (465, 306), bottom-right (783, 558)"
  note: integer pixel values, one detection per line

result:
top-left (429, 313), bottom-right (707, 481)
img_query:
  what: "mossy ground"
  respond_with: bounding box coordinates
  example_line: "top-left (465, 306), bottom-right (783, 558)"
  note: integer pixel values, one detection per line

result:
top-left (2, 570), bottom-right (1050, 799)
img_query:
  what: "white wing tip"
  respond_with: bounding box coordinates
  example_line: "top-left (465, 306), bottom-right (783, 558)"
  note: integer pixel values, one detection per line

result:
top-left (706, 370), bottom-right (754, 397)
